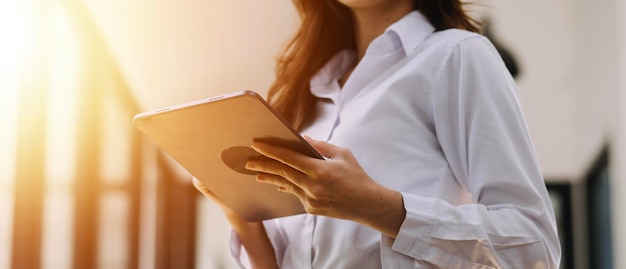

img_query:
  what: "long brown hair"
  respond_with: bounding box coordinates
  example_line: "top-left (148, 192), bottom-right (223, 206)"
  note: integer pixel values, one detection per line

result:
top-left (268, 0), bottom-right (480, 131)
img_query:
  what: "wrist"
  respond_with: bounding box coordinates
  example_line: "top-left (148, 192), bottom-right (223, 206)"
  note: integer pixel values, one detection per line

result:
top-left (360, 186), bottom-right (406, 239)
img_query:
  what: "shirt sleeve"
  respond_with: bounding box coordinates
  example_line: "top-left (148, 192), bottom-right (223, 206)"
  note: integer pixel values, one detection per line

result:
top-left (382, 35), bottom-right (561, 268)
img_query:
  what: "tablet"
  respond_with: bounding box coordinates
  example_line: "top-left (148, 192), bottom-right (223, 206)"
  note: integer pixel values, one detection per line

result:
top-left (133, 90), bottom-right (322, 221)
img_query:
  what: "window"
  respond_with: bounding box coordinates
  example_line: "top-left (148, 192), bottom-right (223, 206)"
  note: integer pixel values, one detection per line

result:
top-left (1, 1), bottom-right (199, 268)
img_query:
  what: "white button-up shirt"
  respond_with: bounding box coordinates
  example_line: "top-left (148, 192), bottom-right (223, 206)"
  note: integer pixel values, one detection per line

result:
top-left (230, 11), bottom-right (560, 268)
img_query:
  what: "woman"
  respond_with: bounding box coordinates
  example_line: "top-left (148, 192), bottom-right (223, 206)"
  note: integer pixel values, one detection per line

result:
top-left (194, 0), bottom-right (561, 267)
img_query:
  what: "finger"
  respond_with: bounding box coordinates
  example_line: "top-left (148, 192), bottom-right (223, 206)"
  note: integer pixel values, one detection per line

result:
top-left (246, 158), bottom-right (310, 189)
top-left (250, 142), bottom-right (320, 175)
top-left (257, 173), bottom-right (305, 197)
top-left (303, 136), bottom-right (343, 160)
top-left (192, 177), bottom-right (229, 207)
top-left (192, 177), bottom-right (210, 196)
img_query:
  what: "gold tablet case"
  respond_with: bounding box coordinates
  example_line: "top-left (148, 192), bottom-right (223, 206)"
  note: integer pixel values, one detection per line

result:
top-left (134, 91), bottom-right (321, 221)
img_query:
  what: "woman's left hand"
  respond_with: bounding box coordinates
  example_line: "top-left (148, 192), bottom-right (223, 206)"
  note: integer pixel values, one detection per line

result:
top-left (245, 136), bottom-right (406, 238)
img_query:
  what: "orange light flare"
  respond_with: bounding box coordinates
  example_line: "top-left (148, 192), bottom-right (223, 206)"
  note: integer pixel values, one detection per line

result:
top-left (0, 1), bottom-right (82, 186)
top-left (0, 0), bottom-right (28, 186)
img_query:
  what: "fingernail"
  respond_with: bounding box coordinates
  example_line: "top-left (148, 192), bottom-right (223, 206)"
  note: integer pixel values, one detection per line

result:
top-left (256, 174), bottom-right (266, 182)
top-left (245, 161), bottom-right (256, 169)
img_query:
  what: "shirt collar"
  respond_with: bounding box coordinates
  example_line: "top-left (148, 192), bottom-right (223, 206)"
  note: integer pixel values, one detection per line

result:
top-left (310, 10), bottom-right (435, 98)
top-left (310, 50), bottom-right (355, 99)
top-left (385, 10), bottom-right (435, 56)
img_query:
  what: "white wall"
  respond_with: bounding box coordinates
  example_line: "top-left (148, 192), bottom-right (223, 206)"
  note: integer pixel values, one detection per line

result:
top-left (612, 1), bottom-right (626, 268)
top-left (574, 0), bottom-right (619, 177)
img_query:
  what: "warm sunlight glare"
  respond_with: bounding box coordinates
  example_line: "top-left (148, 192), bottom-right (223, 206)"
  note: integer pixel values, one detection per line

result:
top-left (101, 95), bottom-right (132, 184)
top-left (0, 1), bottom-right (29, 268)
top-left (41, 4), bottom-right (80, 269)
top-left (0, 0), bottom-right (23, 186)
top-left (44, 4), bottom-right (80, 187)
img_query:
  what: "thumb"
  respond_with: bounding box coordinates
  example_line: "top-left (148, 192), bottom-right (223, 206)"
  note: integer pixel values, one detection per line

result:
top-left (303, 136), bottom-right (342, 159)
top-left (192, 177), bottom-right (210, 196)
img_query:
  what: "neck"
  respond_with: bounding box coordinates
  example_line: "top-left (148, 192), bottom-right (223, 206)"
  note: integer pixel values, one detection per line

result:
top-left (349, 3), bottom-right (413, 61)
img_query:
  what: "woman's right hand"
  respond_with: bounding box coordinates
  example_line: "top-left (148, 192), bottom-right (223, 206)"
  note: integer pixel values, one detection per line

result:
top-left (192, 177), bottom-right (280, 269)
top-left (192, 177), bottom-right (261, 231)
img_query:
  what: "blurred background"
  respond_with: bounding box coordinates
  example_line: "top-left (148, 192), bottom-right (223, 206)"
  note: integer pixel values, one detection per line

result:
top-left (0, 0), bottom-right (625, 268)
